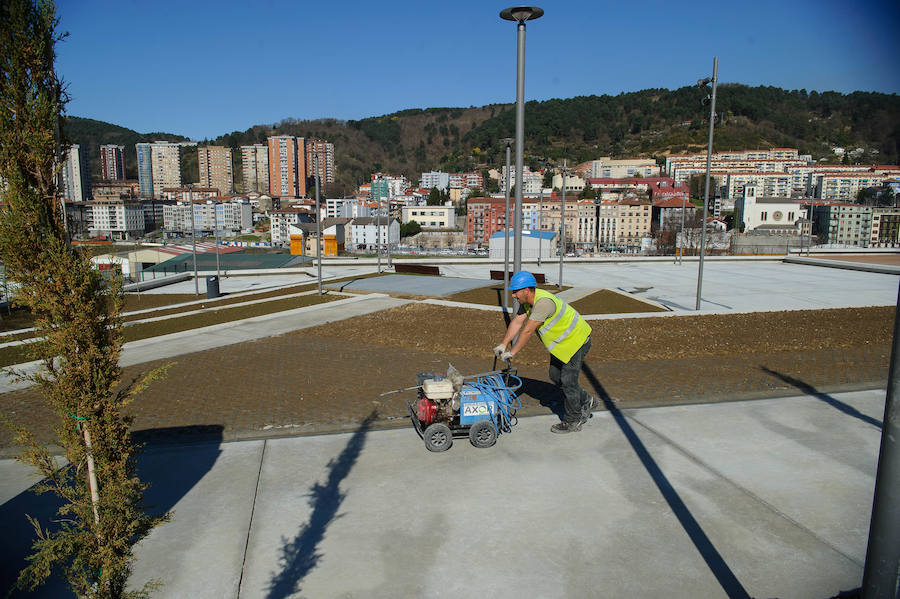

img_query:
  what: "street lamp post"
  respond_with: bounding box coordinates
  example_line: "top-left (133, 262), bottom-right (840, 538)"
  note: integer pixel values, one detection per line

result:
top-left (314, 153), bottom-right (323, 295)
top-left (537, 185), bottom-right (543, 266)
top-left (501, 138), bottom-right (514, 310)
top-left (559, 162), bottom-right (568, 289)
top-left (807, 199), bottom-right (814, 257)
top-left (501, 5), bottom-right (543, 274)
top-left (188, 185), bottom-right (199, 296)
top-left (676, 194), bottom-right (686, 265)
top-left (695, 56), bottom-right (718, 311)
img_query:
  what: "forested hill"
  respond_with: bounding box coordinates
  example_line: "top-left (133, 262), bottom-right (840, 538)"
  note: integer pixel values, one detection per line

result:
top-left (67, 85), bottom-right (900, 196)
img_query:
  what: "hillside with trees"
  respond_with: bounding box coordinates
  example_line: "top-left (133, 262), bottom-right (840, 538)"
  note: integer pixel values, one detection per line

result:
top-left (67, 85), bottom-right (900, 196)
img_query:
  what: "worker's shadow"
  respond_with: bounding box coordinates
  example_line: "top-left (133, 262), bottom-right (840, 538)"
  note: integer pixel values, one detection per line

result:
top-left (517, 377), bottom-right (566, 419)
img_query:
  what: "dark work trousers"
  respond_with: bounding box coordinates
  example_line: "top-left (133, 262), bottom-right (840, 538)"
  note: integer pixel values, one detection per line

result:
top-left (548, 337), bottom-right (592, 424)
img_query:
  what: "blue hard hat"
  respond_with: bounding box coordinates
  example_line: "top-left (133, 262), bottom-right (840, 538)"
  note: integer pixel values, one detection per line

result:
top-left (509, 271), bottom-right (537, 291)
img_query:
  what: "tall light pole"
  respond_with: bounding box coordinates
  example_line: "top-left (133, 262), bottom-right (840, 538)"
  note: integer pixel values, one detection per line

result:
top-left (559, 162), bottom-right (568, 289)
top-left (188, 185), bottom-right (199, 296)
top-left (501, 138), bottom-right (514, 310)
top-left (500, 5), bottom-right (543, 274)
top-left (676, 193), bottom-right (686, 265)
top-left (695, 57), bottom-right (718, 311)
top-left (314, 153), bottom-right (323, 295)
top-left (537, 185), bottom-right (543, 266)
top-left (862, 280), bottom-right (900, 598)
top-left (807, 199), bottom-right (814, 257)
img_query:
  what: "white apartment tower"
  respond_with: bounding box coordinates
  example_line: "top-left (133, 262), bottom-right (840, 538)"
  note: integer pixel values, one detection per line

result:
top-left (198, 146), bottom-right (233, 194)
top-left (241, 144), bottom-right (269, 193)
top-left (59, 144), bottom-right (90, 202)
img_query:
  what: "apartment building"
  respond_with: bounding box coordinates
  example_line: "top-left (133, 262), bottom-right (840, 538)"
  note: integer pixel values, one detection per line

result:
top-left (58, 144), bottom-right (91, 202)
top-left (449, 172), bottom-right (483, 190)
top-left (725, 172), bottom-right (793, 199)
top-left (160, 187), bottom-right (219, 202)
top-left (590, 157), bottom-right (660, 179)
top-left (347, 216), bottom-right (399, 250)
top-left (136, 141), bottom-right (181, 198)
top-left (501, 166), bottom-right (543, 194)
top-left (421, 171), bottom-right (450, 191)
top-left (466, 197), bottom-right (508, 247)
top-left (551, 173), bottom-right (586, 192)
top-left (92, 181), bottom-right (140, 203)
top-left (306, 139), bottom-right (335, 185)
top-left (87, 200), bottom-right (145, 239)
top-left (870, 209), bottom-right (900, 247)
top-left (240, 144), bottom-right (269, 194)
top-left (574, 199), bottom-right (597, 250)
top-left (813, 173), bottom-right (885, 201)
top-left (401, 204), bottom-right (457, 229)
top-left (163, 199), bottom-right (252, 235)
top-left (100, 144), bottom-right (126, 181)
top-left (369, 173), bottom-right (409, 201)
top-left (267, 135), bottom-right (306, 197)
top-left (270, 208), bottom-right (314, 245)
top-left (813, 203), bottom-right (873, 246)
top-left (326, 198), bottom-right (375, 219)
top-left (611, 199), bottom-right (652, 248)
top-left (198, 146), bottom-right (234, 195)
top-left (665, 148), bottom-right (801, 175)
top-left (420, 171), bottom-right (484, 191)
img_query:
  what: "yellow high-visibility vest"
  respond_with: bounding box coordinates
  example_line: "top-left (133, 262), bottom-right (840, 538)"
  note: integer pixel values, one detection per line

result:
top-left (525, 288), bottom-right (592, 363)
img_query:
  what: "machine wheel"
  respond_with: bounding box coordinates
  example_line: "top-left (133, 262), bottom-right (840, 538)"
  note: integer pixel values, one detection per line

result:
top-left (423, 423), bottom-right (453, 452)
top-left (469, 420), bottom-right (497, 448)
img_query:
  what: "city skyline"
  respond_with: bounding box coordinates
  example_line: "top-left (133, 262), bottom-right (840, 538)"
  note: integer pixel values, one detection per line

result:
top-left (56, 0), bottom-right (900, 141)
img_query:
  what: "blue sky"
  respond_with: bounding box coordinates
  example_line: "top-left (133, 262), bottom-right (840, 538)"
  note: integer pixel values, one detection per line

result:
top-left (55, 0), bottom-right (900, 141)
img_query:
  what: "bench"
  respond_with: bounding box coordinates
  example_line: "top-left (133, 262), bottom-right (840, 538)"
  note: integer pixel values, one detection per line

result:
top-left (490, 270), bottom-right (545, 284)
top-left (394, 264), bottom-right (441, 276)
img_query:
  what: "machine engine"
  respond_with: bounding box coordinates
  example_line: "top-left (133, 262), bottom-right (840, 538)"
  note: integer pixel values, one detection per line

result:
top-left (415, 377), bottom-right (458, 426)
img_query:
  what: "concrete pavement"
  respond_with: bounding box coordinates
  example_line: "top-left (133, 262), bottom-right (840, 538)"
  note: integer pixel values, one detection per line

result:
top-left (0, 388), bottom-right (884, 598)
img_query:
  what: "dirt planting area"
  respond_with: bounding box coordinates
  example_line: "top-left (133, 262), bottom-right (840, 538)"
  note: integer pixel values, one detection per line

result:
top-left (0, 303), bottom-right (893, 452)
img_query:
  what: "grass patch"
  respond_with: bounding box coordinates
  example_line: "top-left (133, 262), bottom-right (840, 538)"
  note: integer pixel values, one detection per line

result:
top-left (0, 293), bottom-right (340, 367)
top-left (0, 307), bottom-right (38, 334)
top-left (122, 283), bottom-right (322, 322)
top-left (445, 284), bottom-right (569, 307)
top-left (122, 293), bottom-right (338, 343)
top-left (123, 293), bottom-right (202, 312)
top-left (570, 289), bottom-right (667, 315)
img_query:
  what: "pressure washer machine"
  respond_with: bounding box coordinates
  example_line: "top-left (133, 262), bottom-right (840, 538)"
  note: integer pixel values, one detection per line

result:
top-left (398, 361), bottom-right (522, 452)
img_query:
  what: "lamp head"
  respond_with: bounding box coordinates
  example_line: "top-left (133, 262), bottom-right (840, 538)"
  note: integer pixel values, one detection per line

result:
top-left (500, 6), bottom-right (544, 22)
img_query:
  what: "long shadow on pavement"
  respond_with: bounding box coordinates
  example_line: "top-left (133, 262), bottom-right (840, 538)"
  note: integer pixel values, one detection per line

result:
top-left (761, 367), bottom-right (882, 429)
top-left (265, 411), bottom-right (376, 599)
top-left (581, 363), bottom-right (751, 599)
top-left (0, 425), bottom-right (223, 598)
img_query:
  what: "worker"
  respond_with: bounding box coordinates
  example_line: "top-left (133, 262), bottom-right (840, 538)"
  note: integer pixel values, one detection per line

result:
top-left (493, 270), bottom-right (597, 433)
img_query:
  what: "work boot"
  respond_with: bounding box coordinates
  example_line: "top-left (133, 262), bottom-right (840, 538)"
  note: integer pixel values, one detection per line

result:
top-left (551, 421), bottom-right (582, 434)
top-left (580, 395), bottom-right (599, 424)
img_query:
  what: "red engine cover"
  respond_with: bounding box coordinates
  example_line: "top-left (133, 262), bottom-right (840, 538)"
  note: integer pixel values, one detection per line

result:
top-left (416, 398), bottom-right (437, 426)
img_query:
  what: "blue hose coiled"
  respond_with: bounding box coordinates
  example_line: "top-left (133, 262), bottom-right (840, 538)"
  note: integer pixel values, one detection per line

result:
top-left (465, 373), bottom-right (523, 434)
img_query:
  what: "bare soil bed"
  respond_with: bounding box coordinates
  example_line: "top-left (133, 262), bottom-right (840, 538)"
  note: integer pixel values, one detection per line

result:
top-left (1, 303), bottom-right (893, 451)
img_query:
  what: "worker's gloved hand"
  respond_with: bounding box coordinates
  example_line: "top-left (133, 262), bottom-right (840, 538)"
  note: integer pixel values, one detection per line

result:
top-left (493, 344), bottom-right (506, 357)
top-left (500, 351), bottom-right (514, 362)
